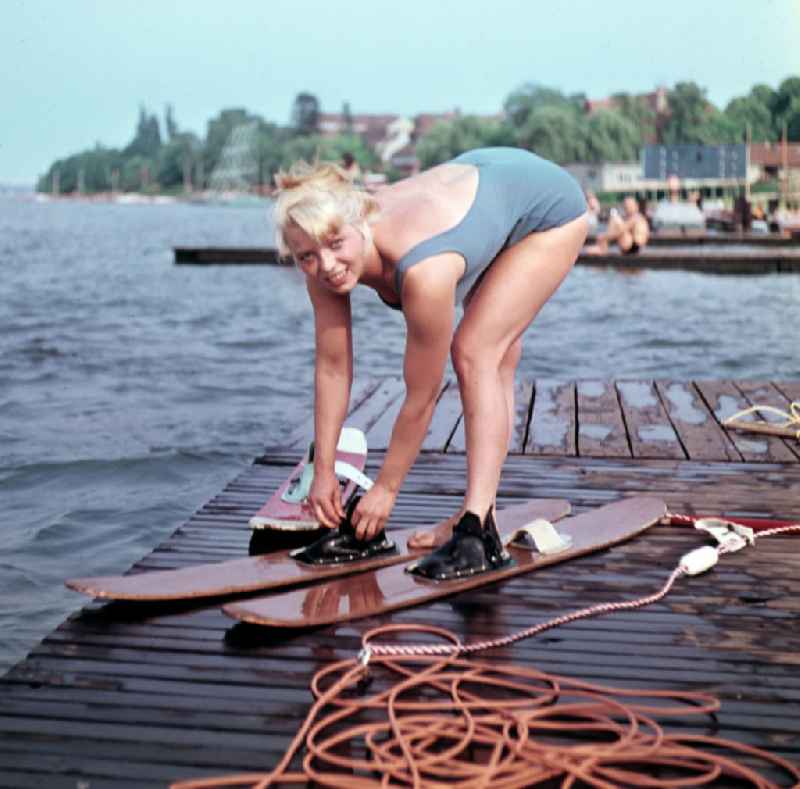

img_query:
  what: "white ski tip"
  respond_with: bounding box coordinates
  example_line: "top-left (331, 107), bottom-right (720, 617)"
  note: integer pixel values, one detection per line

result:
top-left (337, 427), bottom-right (367, 455)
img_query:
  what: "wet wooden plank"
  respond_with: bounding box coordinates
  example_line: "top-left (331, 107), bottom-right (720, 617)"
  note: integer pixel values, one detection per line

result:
top-left (655, 380), bottom-right (741, 461)
top-left (284, 376), bottom-right (383, 449)
top-left (326, 375), bottom-right (403, 450)
top-left (774, 380), bottom-right (800, 404)
top-left (421, 379), bottom-right (461, 452)
top-left (361, 377), bottom-right (407, 448)
top-left (616, 380), bottom-right (685, 459)
top-left (438, 379), bottom-right (533, 455)
top-left (695, 380), bottom-right (798, 463)
top-left (734, 380), bottom-right (800, 462)
top-left (527, 379), bottom-right (576, 455)
top-left (576, 379), bottom-right (630, 457)
top-left (510, 379), bottom-right (533, 453)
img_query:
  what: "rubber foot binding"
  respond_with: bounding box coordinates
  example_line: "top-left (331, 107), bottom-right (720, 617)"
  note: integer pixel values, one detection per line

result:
top-left (290, 497), bottom-right (397, 566)
top-left (406, 509), bottom-right (514, 581)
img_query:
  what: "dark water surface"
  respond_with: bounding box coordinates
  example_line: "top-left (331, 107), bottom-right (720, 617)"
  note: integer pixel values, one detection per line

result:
top-left (1, 196), bottom-right (798, 673)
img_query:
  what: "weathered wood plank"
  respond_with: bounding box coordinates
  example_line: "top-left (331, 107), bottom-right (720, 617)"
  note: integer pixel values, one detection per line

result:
top-left (284, 376), bottom-right (383, 449)
top-left (421, 379), bottom-right (461, 452)
top-left (616, 380), bottom-right (685, 459)
top-left (527, 379), bottom-right (576, 455)
top-left (774, 380), bottom-right (800, 404)
top-left (695, 379), bottom-right (798, 463)
top-left (655, 380), bottom-right (741, 461)
top-left (576, 379), bottom-right (630, 457)
top-left (343, 376), bottom-right (405, 448)
top-left (438, 379), bottom-right (532, 455)
top-left (510, 379), bottom-right (533, 454)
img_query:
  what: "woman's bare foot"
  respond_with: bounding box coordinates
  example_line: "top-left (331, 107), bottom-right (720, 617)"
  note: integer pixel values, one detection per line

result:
top-left (407, 512), bottom-right (461, 549)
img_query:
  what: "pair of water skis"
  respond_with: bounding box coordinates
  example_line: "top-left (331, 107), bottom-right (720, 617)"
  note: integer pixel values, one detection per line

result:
top-left (66, 428), bottom-right (666, 628)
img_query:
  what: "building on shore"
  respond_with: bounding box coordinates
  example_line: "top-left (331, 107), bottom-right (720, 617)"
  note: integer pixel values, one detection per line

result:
top-left (567, 143), bottom-right (800, 205)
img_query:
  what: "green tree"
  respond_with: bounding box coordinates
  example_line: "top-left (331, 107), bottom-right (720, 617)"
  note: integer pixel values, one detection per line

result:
top-left (120, 155), bottom-right (156, 192)
top-left (416, 116), bottom-right (515, 168)
top-left (165, 104), bottom-right (179, 141)
top-left (515, 105), bottom-right (588, 163)
top-left (771, 76), bottom-right (800, 140)
top-left (697, 110), bottom-right (742, 143)
top-left (503, 83), bottom-right (583, 128)
top-left (610, 92), bottom-right (657, 142)
top-left (662, 81), bottom-right (714, 144)
top-left (37, 145), bottom-right (122, 193)
top-left (124, 105), bottom-right (162, 158)
top-left (290, 92), bottom-right (321, 135)
top-left (585, 110), bottom-right (641, 161)
top-left (158, 132), bottom-right (202, 190)
top-left (724, 85), bottom-right (775, 141)
top-left (274, 132), bottom-right (378, 174)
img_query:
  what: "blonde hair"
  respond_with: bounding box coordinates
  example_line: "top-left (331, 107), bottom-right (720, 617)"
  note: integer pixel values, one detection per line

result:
top-left (273, 160), bottom-right (379, 258)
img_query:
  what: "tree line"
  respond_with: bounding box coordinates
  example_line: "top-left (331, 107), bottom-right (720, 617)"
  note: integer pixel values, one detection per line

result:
top-left (38, 77), bottom-right (800, 194)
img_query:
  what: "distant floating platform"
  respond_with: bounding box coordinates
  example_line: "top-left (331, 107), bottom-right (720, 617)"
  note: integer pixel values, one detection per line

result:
top-left (174, 243), bottom-right (800, 274)
top-left (174, 246), bottom-right (282, 264)
top-left (587, 231), bottom-right (798, 247)
top-left (577, 245), bottom-right (800, 273)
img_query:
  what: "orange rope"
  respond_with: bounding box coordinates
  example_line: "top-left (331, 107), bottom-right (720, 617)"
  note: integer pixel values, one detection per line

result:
top-left (171, 627), bottom-right (799, 788)
top-left (171, 526), bottom-right (800, 789)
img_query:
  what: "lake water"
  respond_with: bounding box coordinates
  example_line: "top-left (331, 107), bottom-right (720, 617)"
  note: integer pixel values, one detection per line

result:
top-left (1, 196), bottom-right (798, 673)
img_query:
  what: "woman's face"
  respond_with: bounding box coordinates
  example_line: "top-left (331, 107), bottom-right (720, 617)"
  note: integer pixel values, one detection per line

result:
top-left (284, 221), bottom-right (366, 294)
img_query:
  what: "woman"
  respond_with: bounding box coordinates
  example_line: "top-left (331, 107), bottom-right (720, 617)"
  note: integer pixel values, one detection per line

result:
top-left (274, 147), bottom-right (587, 580)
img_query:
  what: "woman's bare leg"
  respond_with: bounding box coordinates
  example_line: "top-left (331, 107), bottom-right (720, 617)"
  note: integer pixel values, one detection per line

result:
top-left (407, 336), bottom-right (522, 549)
top-left (451, 214), bottom-right (588, 521)
top-left (585, 212), bottom-right (632, 254)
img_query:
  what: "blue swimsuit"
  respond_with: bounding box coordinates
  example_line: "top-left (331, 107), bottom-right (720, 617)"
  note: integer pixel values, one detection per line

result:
top-left (385, 147), bottom-right (586, 308)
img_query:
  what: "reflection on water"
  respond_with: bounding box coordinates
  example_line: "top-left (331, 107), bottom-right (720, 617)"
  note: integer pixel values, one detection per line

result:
top-left (1, 197), bottom-right (798, 673)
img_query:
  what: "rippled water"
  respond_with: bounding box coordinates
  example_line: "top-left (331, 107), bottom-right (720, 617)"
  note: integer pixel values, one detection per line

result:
top-left (1, 196), bottom-right (798, 673)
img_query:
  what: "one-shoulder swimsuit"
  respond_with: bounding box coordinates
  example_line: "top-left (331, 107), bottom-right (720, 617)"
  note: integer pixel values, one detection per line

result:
top-left (384, 147), bottom-right (586, 308)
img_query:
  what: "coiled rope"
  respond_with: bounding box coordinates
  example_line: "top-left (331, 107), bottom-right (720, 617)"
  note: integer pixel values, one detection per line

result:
top-left (723, 401), bottom-right (800, 440)
top-left (172, 519), bottom-right (800, 789)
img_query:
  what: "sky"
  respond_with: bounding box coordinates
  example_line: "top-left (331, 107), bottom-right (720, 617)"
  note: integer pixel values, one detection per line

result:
top-left (2, 0), bottom-right (799, 185)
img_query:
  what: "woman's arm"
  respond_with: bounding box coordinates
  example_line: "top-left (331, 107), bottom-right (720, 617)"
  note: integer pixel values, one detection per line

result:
top-left (306, 276), bottom-right (353, 528)
top-left (353, 256), bottom-right (459, 539)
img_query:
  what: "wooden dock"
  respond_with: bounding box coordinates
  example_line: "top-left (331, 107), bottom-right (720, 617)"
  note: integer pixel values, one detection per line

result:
top-left (2, 377), bottom-right (799, 787)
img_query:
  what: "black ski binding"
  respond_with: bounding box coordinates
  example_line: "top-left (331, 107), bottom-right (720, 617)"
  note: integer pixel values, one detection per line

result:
top-left (291, 497), bottom-right (397, 566)
top-left (407, 508), bottom-right (514, 581)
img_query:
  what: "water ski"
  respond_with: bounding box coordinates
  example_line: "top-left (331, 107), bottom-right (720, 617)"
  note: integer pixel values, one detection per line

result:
top-left (250, 426), bottom-right (370, 532)
top-left (223, 496), bottom-right (666, 629)
top-left (64, 498), bottom-right (571, 602)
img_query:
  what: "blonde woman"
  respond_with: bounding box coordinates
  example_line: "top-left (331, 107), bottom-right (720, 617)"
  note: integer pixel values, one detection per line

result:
top-left (274, 147), bottom-right (587, 580)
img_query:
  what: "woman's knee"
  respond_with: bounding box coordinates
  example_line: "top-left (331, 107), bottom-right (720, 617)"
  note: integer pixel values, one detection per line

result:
top-left (451, 330), bottom-right (510, 381)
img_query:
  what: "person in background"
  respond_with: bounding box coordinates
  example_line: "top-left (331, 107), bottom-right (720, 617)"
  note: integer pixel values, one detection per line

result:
top-left (341, 152), bottom-right (362, 184)
top-left (585, 190), bottom-right (601, 234)
top-left (584, 195), bottom-right (649, 255)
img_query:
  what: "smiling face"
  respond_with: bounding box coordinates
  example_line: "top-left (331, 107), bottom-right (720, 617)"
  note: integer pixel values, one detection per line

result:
top-left (284, 220), bottom-right (367, 294)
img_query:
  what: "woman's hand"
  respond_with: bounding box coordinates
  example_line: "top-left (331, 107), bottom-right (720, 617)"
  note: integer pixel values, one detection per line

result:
top-left (307, 469), bottom-right (345, 529)
top-left (352, 484), bottom-right (397, 541)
